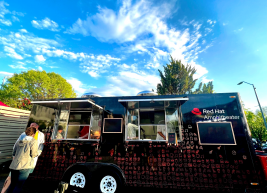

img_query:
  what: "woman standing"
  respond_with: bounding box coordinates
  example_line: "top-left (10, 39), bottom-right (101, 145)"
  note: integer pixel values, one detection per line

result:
top-left (7, 127), bottom-right (38, 193)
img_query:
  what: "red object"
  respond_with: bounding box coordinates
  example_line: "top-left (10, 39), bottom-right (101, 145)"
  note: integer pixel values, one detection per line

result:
top-left (191, 108), bottom-right (201, 115)
top-left (257, 155), bottom-right (267, 181)
top-left (0, 101), bottom-right (9, 107)
top-left (80, 126), bottom-right (89, 138)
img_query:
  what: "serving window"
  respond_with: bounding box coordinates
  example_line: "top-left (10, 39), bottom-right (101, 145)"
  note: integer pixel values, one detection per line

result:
top-left (139, 109), bottom-right (165, 125)
top-left (65, 111), bottom-right (91, 139)
top-left (46, 100), bottom-right (103, 141)
top-left (124, 99), bottom-right (185, 142)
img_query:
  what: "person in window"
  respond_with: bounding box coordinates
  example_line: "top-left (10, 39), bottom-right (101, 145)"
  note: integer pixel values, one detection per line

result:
top-left (56, 125), bottom-right (64, 139)
top-left (127, 122), bottom-right (139, 140)
top-left (8, 127), bottom-right (38, 193)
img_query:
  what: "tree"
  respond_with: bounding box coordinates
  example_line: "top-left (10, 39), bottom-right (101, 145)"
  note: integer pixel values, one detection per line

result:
top-left (245, 110), bottom-right (267, 143)
top-left (157, 56), bottom-right (198, 95)
top-left (193, 81), bottom-right (214, 94)
top-left (255, 106), bottom-right (267, 117)
top-left (0, 70), bottom-right (77, 110)
top-left (157, 56), bottom-right (214, 95)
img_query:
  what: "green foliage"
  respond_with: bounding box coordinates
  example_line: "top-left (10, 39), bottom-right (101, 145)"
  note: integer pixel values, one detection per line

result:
top-left (156, 56), bottom-right (214, 95)
top-left (157, 56), bottom-right (197, 95)
top-left (245, 109), bottom-right (267, 142)
top-left (255, 106), bottom-right (267, 117)
top-left (0, 70), bottom-right (77, 109)
top-left (192, 81), bottom-right (214, 94)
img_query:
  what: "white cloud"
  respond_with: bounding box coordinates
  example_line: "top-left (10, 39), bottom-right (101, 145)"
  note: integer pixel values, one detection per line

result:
top-left (35, 55), bottom-right (46, 63)
top-left (207, 19), bottom-right (216, 25)
top-left (67, 77), bottom-right (96, 96)
top-left (9, 64), bottom-right (26, 69)
top-left (87, 70), bottom-right (160, 96)
top-left (234, 28), bottom-right (243, 33)
top-left (65, 0), bottom-right (174, 43)
top-left (201, 76), bottom-right (213, 83)
top-left (11, 11), bottom-right (25, 17)
top-left (204, 28), bottom-right (212, 36)
top-left (223, 22), bottom-right (228, 26)
top-left (80, 54), bottom-right (121, 77)
top-left (67, 0), bottom-right (209, 79)
top-left (0, 30), bottom-right (122, 77)
top-left (19, 29), bottom-right (27, 33)
top-left (31, 17), bottom-right (60, 31)
top-left (48, 66), bottom-right (59, 69)
top-left (117, 63), bottom-right (130, 69)
top-left (145, 62), bottom-right (160, 69)
top-left (4, 46), bottom-right (23, 59)
top-left (12, 15), bottom-right (19, 22)
top-left (66, 0), bottom-right (213, 81)
top-left (0, 1), bottom-right (10, 18)
top-left (187, 60), bottom-right (209, 80)
top-left (0, 31), bottom-right (59, 60)
top-left (38, 66), bottom-right (43, 71)
top-left (0, 71), bottom-right (13, 76)
top-left (0, 18), bottom-right (11, 26)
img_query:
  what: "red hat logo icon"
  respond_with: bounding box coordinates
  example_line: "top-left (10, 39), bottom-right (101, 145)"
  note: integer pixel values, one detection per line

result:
top-left (191, 108), bottom-right (201, 115)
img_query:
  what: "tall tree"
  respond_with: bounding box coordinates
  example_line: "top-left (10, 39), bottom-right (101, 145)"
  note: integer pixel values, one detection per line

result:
top-left (255, 106), bottom-right (267, 117)
top-left (0, 70), bottom-right (77, 110)
top-left (245, 110), bottom-right (267, 143)
top-left (157, 56), bottom-right (198, 95)
top-left (193, 81), bottom-right (214, 94)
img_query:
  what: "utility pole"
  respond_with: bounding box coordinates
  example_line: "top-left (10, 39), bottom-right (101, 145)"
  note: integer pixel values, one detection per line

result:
top-left (238, 81), bottom-right (267, 130)
top-left (1, 76), bottom-right (7, 89)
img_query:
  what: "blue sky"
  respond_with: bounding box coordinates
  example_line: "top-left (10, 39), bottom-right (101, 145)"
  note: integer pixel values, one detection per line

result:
top-left (0, 0), bottom-right (266, 112)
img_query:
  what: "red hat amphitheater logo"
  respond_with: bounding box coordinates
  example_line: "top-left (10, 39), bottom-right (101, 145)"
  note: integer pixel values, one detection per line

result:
top-left (191, 108), bottom-right (201, 115)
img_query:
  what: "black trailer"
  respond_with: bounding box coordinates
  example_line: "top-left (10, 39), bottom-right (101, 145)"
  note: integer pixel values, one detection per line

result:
top-left (26, 92), bottom-right (267, 193)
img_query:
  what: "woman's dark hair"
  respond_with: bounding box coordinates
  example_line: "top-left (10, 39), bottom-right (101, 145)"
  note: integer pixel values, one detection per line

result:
top-left (25, 127), bottom-right (36, 136)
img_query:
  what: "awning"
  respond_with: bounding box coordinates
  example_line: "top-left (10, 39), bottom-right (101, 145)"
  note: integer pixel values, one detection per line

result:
top-left (0, 101), bottom-right (9, 107)
top-left (118, 97), bottom-right (189, 102)
top-left (118, 97), bottom-right (189, 107)
top-left (31, 99), bottom-right (103, 109)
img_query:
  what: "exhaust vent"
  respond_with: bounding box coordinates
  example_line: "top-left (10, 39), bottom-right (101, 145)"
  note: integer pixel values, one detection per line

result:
top-left (81, 92), bottom-right (101, 98)
top-left (137, 90), bottom-right (158, 96)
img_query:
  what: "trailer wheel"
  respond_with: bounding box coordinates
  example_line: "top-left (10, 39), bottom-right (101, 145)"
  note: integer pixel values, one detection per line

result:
top-left (67, 170), bottom-right (89, 193)
top-left (70, 172), bottom-right (86, 188)
top-left (96, 171), bottom-right (122, 193)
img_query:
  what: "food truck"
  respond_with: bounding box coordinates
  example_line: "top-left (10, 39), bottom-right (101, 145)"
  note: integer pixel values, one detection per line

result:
top-left (26, 92), bottom-right (267, 193)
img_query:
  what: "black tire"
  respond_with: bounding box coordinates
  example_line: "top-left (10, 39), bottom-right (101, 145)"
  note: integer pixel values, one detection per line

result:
top-left (95, 170), bottom-right (123, 193)
top-left (64, 168), bottom-right (90, 193)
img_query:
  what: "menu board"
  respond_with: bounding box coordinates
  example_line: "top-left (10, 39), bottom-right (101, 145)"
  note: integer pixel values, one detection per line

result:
top-left (103, 118), bottom-right (122, 133)
top-left (168, 133), bottom-right (176, 144)
top-left (197, 122), bottom-right (236, 145)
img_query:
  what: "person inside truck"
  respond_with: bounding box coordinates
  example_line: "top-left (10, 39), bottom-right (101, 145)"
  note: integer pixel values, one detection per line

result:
top-left (127, 122), bottom-right (139, 140)
top-left (56, 125), bottom-right (64, 139)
